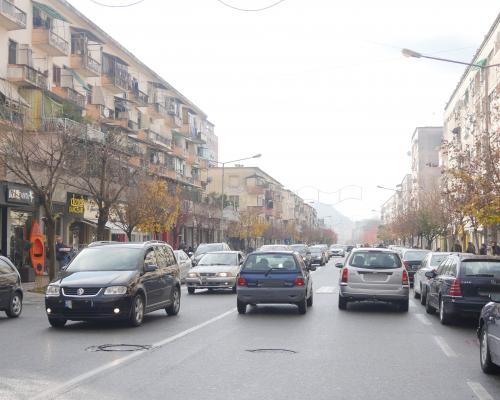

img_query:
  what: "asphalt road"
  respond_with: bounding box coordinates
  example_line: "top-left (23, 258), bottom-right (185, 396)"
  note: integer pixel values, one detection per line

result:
top-left (2, 258), bottom-right (500, 400)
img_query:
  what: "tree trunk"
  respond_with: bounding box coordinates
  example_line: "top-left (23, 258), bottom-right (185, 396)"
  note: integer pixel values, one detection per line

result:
top-left (46, 218), bottom-right (57, 281)
top-left (126, 228), bottom-right (133, 242)
top-left (97, 206), bottom-right (110, 241)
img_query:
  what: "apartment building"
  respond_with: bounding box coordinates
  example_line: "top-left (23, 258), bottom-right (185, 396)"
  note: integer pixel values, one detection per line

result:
top-left (0, 0), bottom-right (218, 262)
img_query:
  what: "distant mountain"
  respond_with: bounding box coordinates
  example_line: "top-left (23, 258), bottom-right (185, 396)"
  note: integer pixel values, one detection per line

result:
top-left (310, 201), bottom-right (354, 244)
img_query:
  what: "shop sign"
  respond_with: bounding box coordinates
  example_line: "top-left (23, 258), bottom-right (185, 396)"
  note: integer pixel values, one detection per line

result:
top-left (67, 193), bottom-right (87, 216)
top-left (6, 185), bottom-right (35, 205)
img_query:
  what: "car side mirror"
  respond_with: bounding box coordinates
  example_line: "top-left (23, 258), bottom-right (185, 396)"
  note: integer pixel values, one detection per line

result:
top-left (424, 270), bottom-right (436, 279)
top-left (335, 262), bottom-right (343, 268)
top-left (144, 263), bottom-right (158, 273)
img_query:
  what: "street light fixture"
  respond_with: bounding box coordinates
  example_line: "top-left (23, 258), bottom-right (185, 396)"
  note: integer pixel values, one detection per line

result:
top-left (401, 48), bottom-right (500, 69)
top-left (376, 185), bottom-right (401, 192)
top-left (218, 153), bottom-right (262, 241)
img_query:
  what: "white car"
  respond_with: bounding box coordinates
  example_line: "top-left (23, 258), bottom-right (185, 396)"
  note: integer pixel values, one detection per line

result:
top-left (413, 252), bottom-right (452, 305)
top-left (329, 245), bottom-right (345, 257)
top-left (174, 250), bottom-right (193, 282)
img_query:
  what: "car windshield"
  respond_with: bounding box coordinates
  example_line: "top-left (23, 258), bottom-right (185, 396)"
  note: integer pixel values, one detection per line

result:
top-left (243, 254), bottom-right (298, 272)
top-left (310, 248), bottom-right (322, 254)
top-left (463, 260), bottom-right (500, 277)
top-left (349, 251), bottom-right (401, 269)
top-left (430, 254), bottom-right (449, 266)
top-left (195, 244), bottom-right (223, 256)
top-left (404, 251), bottom-right (429, 261)
top-left (198, 253), bottom-right (237, 266)
top-left (66, 247), bottom-right (141, 272)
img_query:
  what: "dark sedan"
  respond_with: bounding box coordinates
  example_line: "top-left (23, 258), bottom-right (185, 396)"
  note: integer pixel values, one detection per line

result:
top-left (0, 256), bottom-right (23, 318)
top-left (425, 254), bottom-right (500, 325)
top-left (401, 249), bottom-right (430, 287)
top-left (45, 241), bottom-right (181, 327)
top-left (478, 293), bottom-right (500, 374)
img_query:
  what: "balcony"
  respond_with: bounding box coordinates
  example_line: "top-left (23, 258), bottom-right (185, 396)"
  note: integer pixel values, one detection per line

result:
top-left (172, 145), bottom-right (187, 159)
top-left (70, 53), bottom-right (100, 77)
top-left (102, 53), bottom-right (130, 94)
top-left (41, 118), bottom-right (105, 143)
top-left (51, 86), bottom-right (86, 108)
top-left (7, 64), bottom-right (47, 90)
top-left (32, 28), bottom-right (69, 56)
top-left (0, 0), bottom-right (26, 30)
top-left (130, 87), bottom-right (148, 106)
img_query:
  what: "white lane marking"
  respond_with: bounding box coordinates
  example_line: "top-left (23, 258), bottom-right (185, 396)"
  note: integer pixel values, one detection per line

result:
top-left (414, 313), bottom-right (432, 326)
top-left (316, 286), bottom-right (336, 294)
top-left (433, 335), bottom-right (458, 358)
top-left (467, 381), bottom-right (494, 400)
top-left (32, 308), bottom-right (236, 400)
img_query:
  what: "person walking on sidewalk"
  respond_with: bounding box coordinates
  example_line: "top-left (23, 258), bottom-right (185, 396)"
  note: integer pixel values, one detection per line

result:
top-left (479, 243), bottom-right (487, 255)
top-left (466, 242), bottom-right (476, 254)
top-left (55, 236), bottom-right (70, 271)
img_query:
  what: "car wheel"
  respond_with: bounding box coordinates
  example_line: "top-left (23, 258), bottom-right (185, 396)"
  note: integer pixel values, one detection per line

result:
top-left (187, 287), bottom-right (195, 294)
top-left (297, 298), bottom-right (307, 314)
top-left (129, 294), bottom-right (145, 327)
top-left (48, 317), bottom-right (66, 328)
top-left (480, 326), bottom-right (499, 374)
top-left (439, 298), bottom-right (453, 325)
top-left (338, 295), bottom-right (348, 310)
top-left (237, 299), bottom-right (247, 314)
top-left (425, 295), bottom-right (435, 315)
top-left (413, 286), bottom-right (420, 299)
top-left (307, 292), bottom-right (313, 307)
top-left (165, 286), bottom-right (180, 316)
top-left (232, 285), bottom-right (237, 294)
top-left (6, 291), bottom-right (22, 318)
top-left (399, 300), bottom-right (409, 312)
top-left (420, 285), bottom-right (427, 305)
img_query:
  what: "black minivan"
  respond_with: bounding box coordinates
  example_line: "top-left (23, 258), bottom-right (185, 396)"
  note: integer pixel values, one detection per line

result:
top-left (45, 241), bottom-right (181, 327)
top-left (425, 254), bottom-right (500, 325)
top-left (0, 256), bottom-right (23, 318)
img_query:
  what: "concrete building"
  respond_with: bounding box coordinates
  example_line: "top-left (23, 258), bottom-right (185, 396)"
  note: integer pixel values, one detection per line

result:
top-left (0, 0), bottom-right (218, 263)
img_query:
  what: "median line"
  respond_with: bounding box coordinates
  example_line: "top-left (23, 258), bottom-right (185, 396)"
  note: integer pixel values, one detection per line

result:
top-left (32, 308), bottom-right (236, 400)
top-left (467, 381), bottom-right (494, 400)
top-left (433, 335), bottom-right (458, 358)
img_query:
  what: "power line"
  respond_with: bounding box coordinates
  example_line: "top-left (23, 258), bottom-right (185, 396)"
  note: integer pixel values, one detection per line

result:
top-left (215, 0), bottom-right (288, 12)
top-left (88, 0), bottom-right (147, 7)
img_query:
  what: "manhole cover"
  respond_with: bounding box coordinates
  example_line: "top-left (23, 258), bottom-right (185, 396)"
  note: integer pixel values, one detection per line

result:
top-left (246, 348), bottom-right (297, 354)
top-left (85, 344), bottom-right (152, 352)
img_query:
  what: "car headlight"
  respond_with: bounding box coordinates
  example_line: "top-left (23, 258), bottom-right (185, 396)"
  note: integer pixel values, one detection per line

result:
top-left (217, 272), bottom-right (233, 278)
top-left (188, 272), bottom-right (199, 278)
top-left (104, 286), bottom-right (127, 295)
top-left (46, 285), bottom-right (60, 297)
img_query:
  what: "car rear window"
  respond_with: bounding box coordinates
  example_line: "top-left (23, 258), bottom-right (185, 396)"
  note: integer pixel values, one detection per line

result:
top-left (430, 254), bottom-right (449, 267)
top-left (195, 244), bottom-right (223, 255)
top-left (463, 260), bottom-right (500, 277)
top-left (198, 253), bottom-right (237, 266)
top-left (243, 254), bottom-right (298, 272)
top-left (404, 251), bottom-right (429, 261)
top-left (349, 251), bottom-right (401, 269)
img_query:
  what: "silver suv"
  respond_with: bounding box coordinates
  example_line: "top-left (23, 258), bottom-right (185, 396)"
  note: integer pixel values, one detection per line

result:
top-left (336, 248), bottom-right (409, 311)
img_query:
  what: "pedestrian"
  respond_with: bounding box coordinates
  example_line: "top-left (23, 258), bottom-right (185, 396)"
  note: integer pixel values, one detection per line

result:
top-left (187, 246), bottom-right (194, 255)
top-left (491, 241), bottom-right (500, 256)
top-left (55, 236), bottom-right (70, 271)
top-left (466, 241), bottom-right (476, 254)
top-left (479, 243), bottom-right (487, 255)
top-left (453, 241), bottom-right (462, 252)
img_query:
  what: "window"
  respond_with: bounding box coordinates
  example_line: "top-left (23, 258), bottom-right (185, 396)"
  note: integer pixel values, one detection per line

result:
top-left (243, 254), bottom-right (298, 272)
top-left (67, 248), bottom-right (141, 271)
top-left (154, 246), bottom-right (167, 268)
top-left (144, 249), bottom-right (157, 268)
top-left (349, 251), bottom-right (401, 269)
top-left (436, 259), bottom-right (449, 275)
top-left (0, 260), bottom-right (15, 274)
top-left (228, 195), bottom-right (239, 210)
top-left (8, 40), bottom-right (17, 64)
top-left (164, 247), bottom-right (177, 267)
top-left (53, 65), bottom-right (61, 87)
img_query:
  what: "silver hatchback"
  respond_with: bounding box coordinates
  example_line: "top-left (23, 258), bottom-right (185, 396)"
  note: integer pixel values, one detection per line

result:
top-left (336, 248), bottom-right (409, 311)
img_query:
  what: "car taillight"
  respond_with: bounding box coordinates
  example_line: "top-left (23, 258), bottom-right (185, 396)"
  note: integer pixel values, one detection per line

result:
top-left (238, 277), bottom-right (247, 286)
top-left (449, 278), bottom-right (462, 297)
top-left (294, 277), bottom-right (305, 286)
top-left (402, 270), bottom-right (409, 286)
top-left (341, 268), bottom-right (348, 283)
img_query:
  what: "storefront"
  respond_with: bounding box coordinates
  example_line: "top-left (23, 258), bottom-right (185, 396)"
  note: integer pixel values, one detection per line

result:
top-left (0, 182), bottom-right (38, 269)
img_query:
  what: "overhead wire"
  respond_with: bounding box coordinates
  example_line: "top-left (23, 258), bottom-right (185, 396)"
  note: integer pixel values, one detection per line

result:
top-left (88, 0), bottom-right (147, 7)
top-left (215, 0), bottom-right (288, 12)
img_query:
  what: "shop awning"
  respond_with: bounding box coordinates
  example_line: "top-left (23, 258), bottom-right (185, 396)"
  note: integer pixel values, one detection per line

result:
top-left (0, 79), bottom-right (30, 107)
top-left (33, 2), bottom-right (68, 22)
top-left (63, 66), bottom-right (90, 91)
top-left (70, 27), bottom-right (105, 44)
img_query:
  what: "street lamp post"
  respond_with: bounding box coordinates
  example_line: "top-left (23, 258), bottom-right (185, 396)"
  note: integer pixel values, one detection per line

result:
top-left (217, 154), bottom-right (262, 241)
top-left (376, 185), bottom-right (401, 192)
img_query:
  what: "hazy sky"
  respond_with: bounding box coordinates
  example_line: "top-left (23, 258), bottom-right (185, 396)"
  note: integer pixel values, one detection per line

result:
top-left (68, 0), bottom-right (499, 220)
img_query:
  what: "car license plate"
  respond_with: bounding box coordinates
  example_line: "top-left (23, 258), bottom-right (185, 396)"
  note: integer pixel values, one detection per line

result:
top-left (65, 300), bottom-right (72, 309)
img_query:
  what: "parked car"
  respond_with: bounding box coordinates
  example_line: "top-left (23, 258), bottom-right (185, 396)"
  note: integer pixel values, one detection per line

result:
top-left (192, 243), bottom-right (231, 266)
top-left (290, 244), bottom-right (311, 266)
top-left (0, 256), bottom-right (23, 318)
top-left (414, 252), bottom-right (452, 304)
top-left (478, 293), bottom-right (500, 374)
top-left (309, 245), bottom-right (328, 266)
top-left (257, 245), bottom-right (292, 252)
top-left (329, 244), bottom-right (345, 257)
top-left (401, 249), bottom-right (431, 287)
top-left (186, 251), bottom-right (244, 294)
top-left (318, 244), bottom-right (330, 258)
top-left (174, 250), bottom-right (192, 282)
top-left (336, 248), bottom-right (409, 311)
top-left (236, 251), bottom-right (315, 314)
top-left (425, 254), bottom-right (500, 325)
top-left (45, 241), bottom-right (181, 328)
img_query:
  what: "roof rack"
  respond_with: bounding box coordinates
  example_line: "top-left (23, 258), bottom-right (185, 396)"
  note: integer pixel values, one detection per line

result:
top-left (87, 241), bottom-right (119, 247)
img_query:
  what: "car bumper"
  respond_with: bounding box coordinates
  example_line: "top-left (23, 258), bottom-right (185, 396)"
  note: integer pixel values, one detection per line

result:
top-left (310, 258), bottom-right (323, 265)
top-left (443, 297), bottom-right (489, 316)
top-left (237, 287), bottom-right (306, 304)
top-left (45, 295), bottom-right (133, 321)
top-left (339, 285), bottom-right (409, 301)
top-left (186, 277), bottom-right (236, 289)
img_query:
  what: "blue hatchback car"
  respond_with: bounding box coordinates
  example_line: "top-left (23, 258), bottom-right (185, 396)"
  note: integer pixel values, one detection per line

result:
top-left (236, 251), bottom-right (315, 314)
top-left (478, 292), bottom-right (500, 374)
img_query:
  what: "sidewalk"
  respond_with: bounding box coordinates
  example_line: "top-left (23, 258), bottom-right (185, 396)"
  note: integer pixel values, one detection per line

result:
top-left (21, 276), bottom-right (49, 303)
